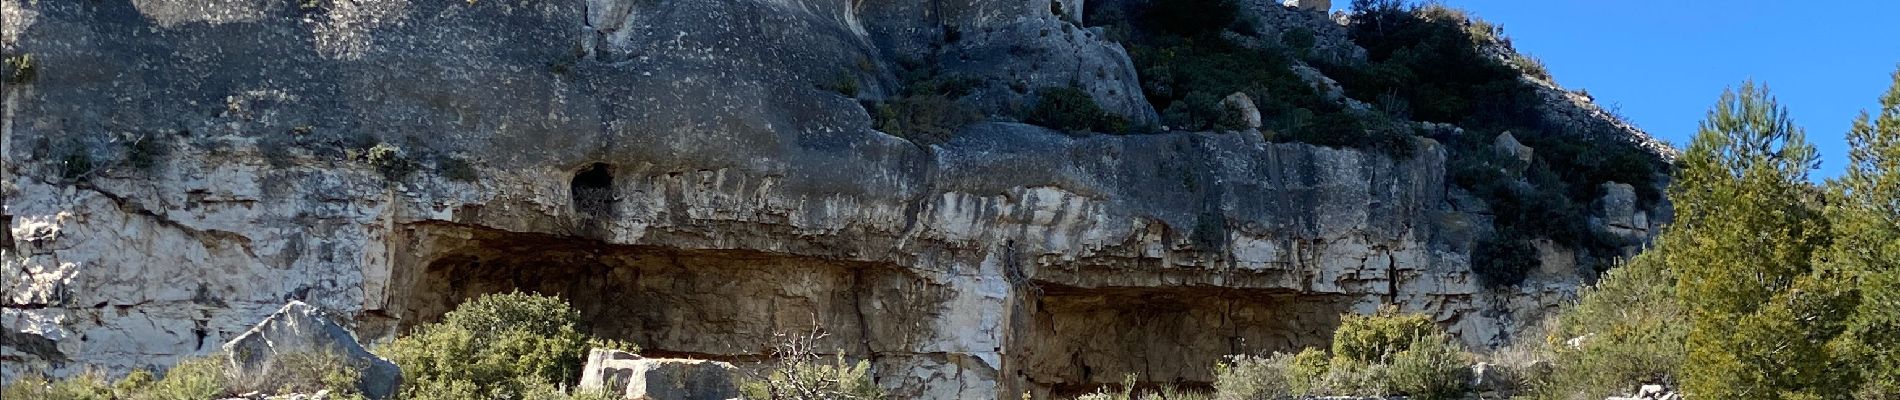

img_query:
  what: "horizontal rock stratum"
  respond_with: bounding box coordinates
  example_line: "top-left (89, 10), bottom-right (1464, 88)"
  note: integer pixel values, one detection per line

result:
top-left (0, 0), bottom-right (1668, 398)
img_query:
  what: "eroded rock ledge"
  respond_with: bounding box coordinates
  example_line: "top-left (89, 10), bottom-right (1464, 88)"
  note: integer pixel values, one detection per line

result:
top-left (2, 0), bottom-right (1663, 398)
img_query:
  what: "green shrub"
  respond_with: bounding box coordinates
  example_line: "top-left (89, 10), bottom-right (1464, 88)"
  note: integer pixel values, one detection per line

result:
top-left (1331, 307), bottom-right (1435, 364)
top-left (739, 353), bottom-right (885, 400)
top-left (43, 372), bottom-right (113, 400)
top-left (1316, 359), bottom-right (1392, 397)
top-left (1276, 110), bottom-right (1418, 159)
top-left (1206, 309), bottom-right (1466, 398)
top-left (436, 154), bottom-right (479, 183)
top-left (1388, 333), bottom-right (1471, 400)
top-left (873, 94), bottom-right (981, 145)
top-left (1281, 27), bottom-right (1317, 56)
top-left (1027, 87), bottom-right (1128, 134)
top-left (1073, 374), bottom-right (1209, 400)
top-left (112, 370), bottom-right (157, 398)
top-left (1531, 249), bottom-right (1685, 400)
top-left (227, 350), bottom-right (361, 396)
top-left (1161, 92), bottom-right (1249, 133)
top-left (378, 291), bottom-right (635, 400)
top-left (145, 356), bottom-right (235, 400)
top-left (1473, 236), bottom-right (1539, 288)
top-left (60, 145), bottom-right (94, 182)
top-left (1211, 354), bottom-right (1293, 400)
top-left (1, 356), bottom-right (235, 400)
top-left (1285, 348), bottom-right (1329, 395)
top-left (124, 135), bottom-right (164, 173)
top-left (822, 71), bottom-right (860, 98)
top-left (3, 52), bottom-right (34, 84)
top-left (1511, 53), bottom-right (1552, 82)
top-left (365, 143), bottom-right (414, 182)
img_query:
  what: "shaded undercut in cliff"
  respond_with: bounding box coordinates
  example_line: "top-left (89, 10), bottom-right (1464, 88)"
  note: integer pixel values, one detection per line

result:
top-left (385, 223), bottom-right (953, 364)
top-left (1016, 285), bottom-right (1357, 397)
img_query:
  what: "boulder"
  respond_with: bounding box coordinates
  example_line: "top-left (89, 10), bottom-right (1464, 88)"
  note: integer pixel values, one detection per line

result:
top-left (1593, 182), bottom-right (1651, 245)
top-left (578, 349), bottom-right (739, 400)
top-left (1220, 92), bottom-right (1263, 130)
top-left (223, 301), bottom-right (401, 400)
top-left (1469, 362), bottom-right (1503, 394)
top-left (1493, 131), bottom-right (1535, 167)
top-left (1284, 0), bottom-right (1332, 12)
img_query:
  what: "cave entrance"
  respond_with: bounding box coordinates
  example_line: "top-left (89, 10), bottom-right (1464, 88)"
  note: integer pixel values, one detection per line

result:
top-left (390, 224), bottom-right (949, 365)
top-left (570, 163), bottom-right (615, 217)
top-left (1014, 285), bottom-right (1359, 398)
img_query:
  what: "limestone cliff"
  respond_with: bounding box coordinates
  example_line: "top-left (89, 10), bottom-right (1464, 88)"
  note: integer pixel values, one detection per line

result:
top-left (1, 0), bottom-right (1667, 398)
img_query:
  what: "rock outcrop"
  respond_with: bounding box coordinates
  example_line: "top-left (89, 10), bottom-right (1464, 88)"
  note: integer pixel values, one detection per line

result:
top-left (577, 349), bottom-right (740, 400)
top-left (0, 0), bottom-right (1668, 398)
top-left (1284, 0), bottom-right (1332, 12)
top-left (224, 302), bottom-right (402, 400)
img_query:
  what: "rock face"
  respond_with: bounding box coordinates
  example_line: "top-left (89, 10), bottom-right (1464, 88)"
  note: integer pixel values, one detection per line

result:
top-left (1284, 0), bottom-right (1332, 12)
top-left (224, 302), bottom-right (402, 400)
top-left (578, 349), bottom-right (738, 400)
top-left (1221, 92), bottom-right (1264, 130)
top-left (0, 0), bottom-right (1667, 398)
top-left (1494, 132), bottom-right (1535, 168)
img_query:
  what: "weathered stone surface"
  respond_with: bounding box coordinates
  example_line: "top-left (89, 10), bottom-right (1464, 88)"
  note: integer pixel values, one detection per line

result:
top-left (1245, 0), bottom-right (1365, 65)
top-left (859, 0), bottom-right (1157, 124)
top-left (1221, 92), bottom-right (1263, 129)
top-left (1284, 0), bottom-right (1332, 12)
top-left (224, 302), bottom-right (401, 400)
top-left (0, 0), bottom-right (1671, 398)
top-left (1494, 131), bottom-right (1535, 166)
top-left (578, 349), bottom-right (738, 400)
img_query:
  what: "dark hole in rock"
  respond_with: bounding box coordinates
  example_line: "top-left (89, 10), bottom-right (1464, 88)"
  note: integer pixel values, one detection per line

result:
top-left (571, 163), bottom-right (616, 216)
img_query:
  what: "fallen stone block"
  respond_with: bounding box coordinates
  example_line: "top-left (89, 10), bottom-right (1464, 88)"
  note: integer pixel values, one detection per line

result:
top-left (578, 349), bottom-right (739, 400)
top-left (223, 301), bottom-right (401, 400)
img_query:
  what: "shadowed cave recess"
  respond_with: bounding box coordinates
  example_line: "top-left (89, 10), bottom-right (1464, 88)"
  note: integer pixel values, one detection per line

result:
top-left (380, 222), bottom-right (1357, 397)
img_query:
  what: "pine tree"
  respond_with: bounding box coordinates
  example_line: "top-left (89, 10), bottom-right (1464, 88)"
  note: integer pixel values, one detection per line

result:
top-left (1828, 66), bottom-right (1900, 399)
top-left (1672, 82), bottom-right (1851, 399)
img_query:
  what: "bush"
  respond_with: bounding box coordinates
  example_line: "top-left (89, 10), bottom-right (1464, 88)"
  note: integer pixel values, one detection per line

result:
top-left (1285, 348), bottom-right (1329, 395)
top-left (378, 291), bottom-right (635, 400)
top-left (1511, 53), bottom-right (1552, 82)
top-left (1388, 333), bottom-right (1471, 400)
top-left (1316, 359), bottom-right (1392, 397)
top-left (3, 52), bottom-right (33, 84)
top-left (1331, 307), bottom-right (1436, 364)
top-left (0, 356), bottom-right (234, 400)
top-left (1162, 92), bottom-right (1252, 133)
top-left (1073, 374), bottom-right (1208, 400)
top-left (227, 350), bottom-right (361, 396)
top-left (873, 94), bottom-right (981, 145)
top-left (1276, 110), bottom-right (1418, 159)
top-left (822, 71), bottom-right (860, 97)
top-left (1473, 236), bottom-right (1539, 288)
top-left (1212, 354), bottom-right (1294, 400)
top-left (1209, 309), bottom-right (1470, 400)
top-left (364, 143), bottom-right (414, 182)
top-left (436, 154), bottom-right (479, 183)
top-left (1027, 87), bottom-right (1128, 134)
top-left (739, 332), bottom-right (886, 400)
top-left (1530, 249), bottom-right (1685, 400)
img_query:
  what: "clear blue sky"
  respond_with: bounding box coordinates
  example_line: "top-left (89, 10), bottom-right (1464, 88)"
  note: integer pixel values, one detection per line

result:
top-left (1413, 1), bottom-right (1900, 178)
